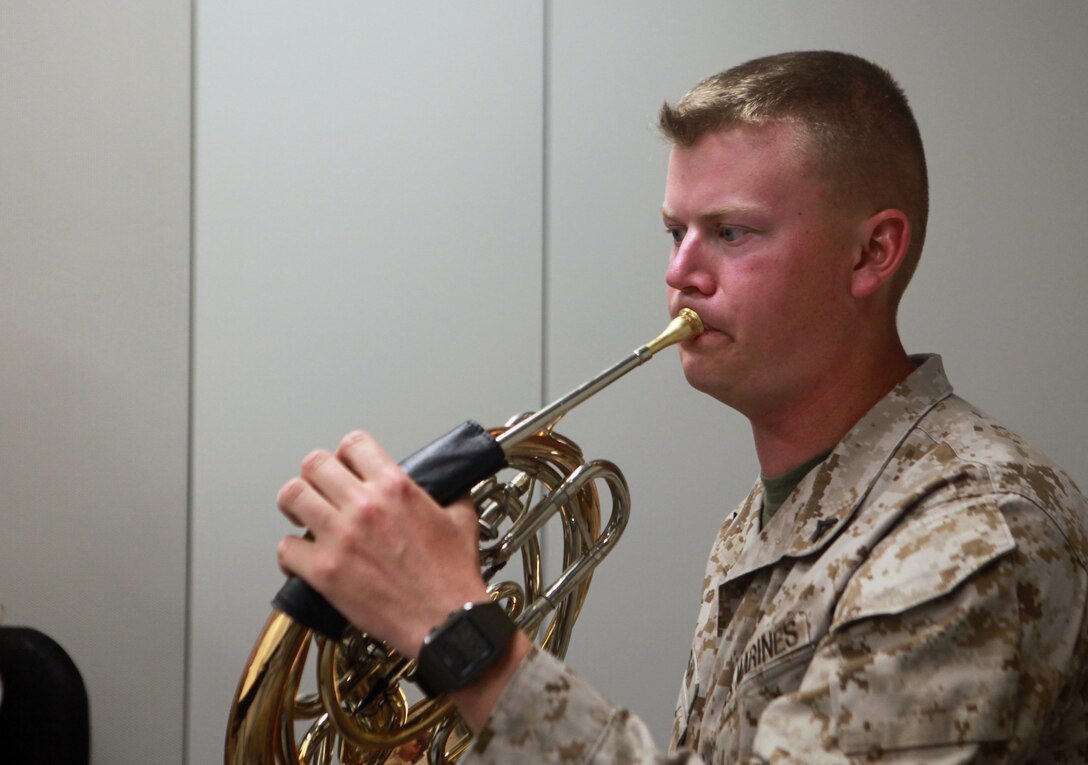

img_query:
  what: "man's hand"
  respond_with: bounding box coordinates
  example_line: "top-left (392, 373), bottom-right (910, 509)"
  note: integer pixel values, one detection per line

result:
top-left (275, 429), bottom-right (491, 660)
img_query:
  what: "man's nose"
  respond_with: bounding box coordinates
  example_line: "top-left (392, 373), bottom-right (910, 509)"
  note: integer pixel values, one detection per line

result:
top-left (665, 232), bottom-right (715, 295)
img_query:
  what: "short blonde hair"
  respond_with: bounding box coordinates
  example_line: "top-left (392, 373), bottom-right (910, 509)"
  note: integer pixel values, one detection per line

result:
top-left (660, 51), bottom-right (928, 306)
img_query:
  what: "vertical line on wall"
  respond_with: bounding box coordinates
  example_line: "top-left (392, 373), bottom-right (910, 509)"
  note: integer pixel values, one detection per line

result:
top-left (540, 0), bottom-right (552, 575)
top-left (541, 0), bottom-right (551, 408)
top-left (182, 0), bottom-right (196, 761)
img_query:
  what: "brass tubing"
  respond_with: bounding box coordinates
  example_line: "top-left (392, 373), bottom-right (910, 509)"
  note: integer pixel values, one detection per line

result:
top-left (225, 309), bottom-right (703, 764)
top-left (495, 308), bottom-right (703, 450)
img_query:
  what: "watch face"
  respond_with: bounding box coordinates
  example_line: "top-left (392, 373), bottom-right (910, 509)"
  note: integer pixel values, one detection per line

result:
top-left (416, 601), bottom-right (515, 697)
top-left (440, 618), bottom-right (493, 673)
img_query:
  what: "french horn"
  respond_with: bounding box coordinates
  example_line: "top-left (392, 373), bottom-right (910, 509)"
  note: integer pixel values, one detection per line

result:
top-left (225, 309), bottom-right (703, 765)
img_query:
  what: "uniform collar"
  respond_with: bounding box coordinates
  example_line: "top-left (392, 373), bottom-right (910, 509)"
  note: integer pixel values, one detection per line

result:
top-left (722, 354), bottom-right (954, 583)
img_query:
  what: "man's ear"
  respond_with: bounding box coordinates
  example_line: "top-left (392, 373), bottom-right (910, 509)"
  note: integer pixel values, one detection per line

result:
top-left (851, 209), bottom-right (911, 299)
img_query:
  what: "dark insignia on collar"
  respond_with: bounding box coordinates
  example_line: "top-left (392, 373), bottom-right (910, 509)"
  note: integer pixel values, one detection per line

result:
top-left (810, 518), bottom-right (837, 543)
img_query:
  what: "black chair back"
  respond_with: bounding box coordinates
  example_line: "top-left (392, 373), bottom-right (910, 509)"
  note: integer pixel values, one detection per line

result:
top-left (0, 626), bottom-right (90, 764)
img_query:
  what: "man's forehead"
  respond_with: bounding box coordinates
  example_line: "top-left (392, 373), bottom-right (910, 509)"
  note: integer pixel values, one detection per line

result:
top-left (662, 126), bottom-right (812, 213)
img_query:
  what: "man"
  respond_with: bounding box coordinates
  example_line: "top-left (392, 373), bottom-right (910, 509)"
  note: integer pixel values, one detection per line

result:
top-left (275, 51), bottom-right (1088, 762)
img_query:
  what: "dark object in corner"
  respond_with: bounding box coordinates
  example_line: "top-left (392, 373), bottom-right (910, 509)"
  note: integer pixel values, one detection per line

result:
top-left (0, 626), bottom-right (90, 764)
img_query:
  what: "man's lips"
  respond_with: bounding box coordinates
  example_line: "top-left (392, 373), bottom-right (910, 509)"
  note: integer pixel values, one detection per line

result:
top-left (671, 304), bottom-right (728, 341)
top-left (674, 311), bottom-right (721, 336)
top-left (683, 322), bottom-right (730, 346)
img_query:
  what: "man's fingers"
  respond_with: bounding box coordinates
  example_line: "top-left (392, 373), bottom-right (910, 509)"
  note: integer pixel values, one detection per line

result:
top-left (299, 446), bottom-right (376, 515)
top-left (447, 495), bottom-right (480, 530)
top-left (275, 534), bottom-right (310, 579)
top-left (337, 430), bottom-right (397, 482)
top-left (280, 432), bottom-right (413, 549)
top-left (276, 533), bottom-right (339, 589)
top-left (278, 471), bottom-right (335, 533)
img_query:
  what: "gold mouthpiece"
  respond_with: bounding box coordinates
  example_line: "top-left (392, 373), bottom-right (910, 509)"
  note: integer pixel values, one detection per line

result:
top-left (643, 308), bottom-right (704, 357)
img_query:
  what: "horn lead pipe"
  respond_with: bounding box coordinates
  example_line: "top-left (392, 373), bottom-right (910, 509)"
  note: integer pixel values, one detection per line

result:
top-left (495, 308), bottom-right (703, 452)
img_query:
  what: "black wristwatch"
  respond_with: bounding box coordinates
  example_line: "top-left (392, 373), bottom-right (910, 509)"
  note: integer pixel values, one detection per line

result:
top-left (414, 600), bottom-right (517, 698)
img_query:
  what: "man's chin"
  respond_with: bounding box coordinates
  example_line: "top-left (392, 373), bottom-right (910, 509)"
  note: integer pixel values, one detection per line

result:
top-left (679, 355), bottom-right (750, 410)
top-left (680, 360), bottom-right (727, 398)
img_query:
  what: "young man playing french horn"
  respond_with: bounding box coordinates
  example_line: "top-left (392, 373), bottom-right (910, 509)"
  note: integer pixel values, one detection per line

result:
top-left (274, 51), bottom-right (1088, 763)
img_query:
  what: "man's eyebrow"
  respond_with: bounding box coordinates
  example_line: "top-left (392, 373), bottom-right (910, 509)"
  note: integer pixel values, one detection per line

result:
top-left (661, 205), bottom-right (764, 221)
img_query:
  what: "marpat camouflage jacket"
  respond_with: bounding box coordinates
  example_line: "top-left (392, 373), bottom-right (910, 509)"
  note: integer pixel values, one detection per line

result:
top-left (463, 355), bottom-right (1088, 764)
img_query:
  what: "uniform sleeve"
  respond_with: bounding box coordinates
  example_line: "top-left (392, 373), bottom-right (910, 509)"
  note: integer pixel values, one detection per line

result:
top-left (751, 496), bottom-right (1088, 764)
top-left (462, 647), bottom-right (704, 765)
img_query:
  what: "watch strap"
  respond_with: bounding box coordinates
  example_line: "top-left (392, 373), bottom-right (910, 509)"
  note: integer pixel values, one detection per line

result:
top-left (415, 601), bottom-right (516, 698)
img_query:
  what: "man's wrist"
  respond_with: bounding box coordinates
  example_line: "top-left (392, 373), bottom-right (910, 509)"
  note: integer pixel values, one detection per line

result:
top-left (414, 601), bottom-right (517, 698)
top-left (449, 630), bottom-right (532, 733)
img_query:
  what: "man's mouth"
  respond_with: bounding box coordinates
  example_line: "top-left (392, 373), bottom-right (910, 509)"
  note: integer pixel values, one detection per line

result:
top-left (671, 304), bottom-right (727, 341)
top-left (685, 323), bottom-right (731, 346)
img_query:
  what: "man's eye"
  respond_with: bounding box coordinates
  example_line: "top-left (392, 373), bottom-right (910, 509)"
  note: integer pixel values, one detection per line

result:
top-left (667, 228), bottom-right (684, 245)
top-left (719, 226), bottom-right (745, 243)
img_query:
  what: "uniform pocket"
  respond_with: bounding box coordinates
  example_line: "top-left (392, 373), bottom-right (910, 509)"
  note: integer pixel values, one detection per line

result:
top-left (831, 629), bottom-right (1017, 755)
top-left (829, 501), bottom-right (1019, 754)
top-left (728, 641), bottom-right (818, 761)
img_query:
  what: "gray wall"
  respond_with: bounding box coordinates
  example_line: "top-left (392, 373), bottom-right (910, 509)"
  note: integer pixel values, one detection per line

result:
top-left (0, 2), bottom-right (191, 763)
top-left (1, 2), bottom-right (1085, 763)
top-left (188, 4), bottom-right (544, 764)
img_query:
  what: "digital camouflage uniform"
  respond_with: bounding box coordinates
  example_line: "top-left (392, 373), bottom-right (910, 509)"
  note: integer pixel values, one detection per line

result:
top-left (463, 356), bottom-right (1088, 764)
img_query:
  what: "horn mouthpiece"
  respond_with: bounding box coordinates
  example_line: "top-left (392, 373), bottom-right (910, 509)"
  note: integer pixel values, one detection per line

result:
top-left (643, 308), bottom-right (704, 357)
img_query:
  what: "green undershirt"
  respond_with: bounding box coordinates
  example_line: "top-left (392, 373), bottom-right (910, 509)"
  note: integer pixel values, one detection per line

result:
top-left (760, 449), bottom-right (833, 530)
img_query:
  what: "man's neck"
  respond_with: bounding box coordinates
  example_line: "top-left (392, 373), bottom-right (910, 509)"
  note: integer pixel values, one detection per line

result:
top-left (750, 342), bottom-right (916, 476)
